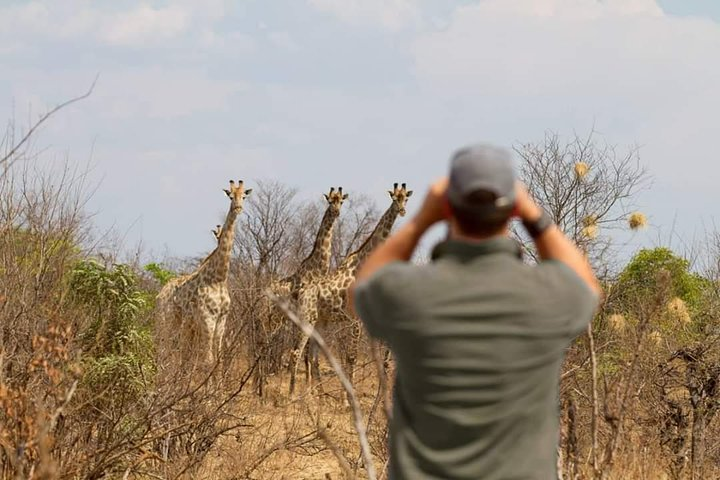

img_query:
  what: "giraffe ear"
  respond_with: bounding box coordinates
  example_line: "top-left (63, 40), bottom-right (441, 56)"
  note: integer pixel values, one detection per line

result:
top-left (342, 193), bottom-right (349, 200)
top-left (388, 190), bottom-right (394, 197)
top-left (406, 190), bottom-right (413, 197)
top-left (244, 188), bottom-right (253, 196)
top-left (223, 189), bottom-right (231, 197)
top-left (323, 194), bottom-right (330, 201)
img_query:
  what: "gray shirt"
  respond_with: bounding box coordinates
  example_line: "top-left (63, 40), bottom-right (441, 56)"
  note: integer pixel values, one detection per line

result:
top-left (354, 237), bottom-right (597, 480)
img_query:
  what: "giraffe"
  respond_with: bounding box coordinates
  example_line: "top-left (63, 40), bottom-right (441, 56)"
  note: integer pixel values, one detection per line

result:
top-left (262, 187), bottom-right (348, 393)
top-left (156, 180), bottom-right (252, 370)
top-left (295, 183), bottom-right (413, 391)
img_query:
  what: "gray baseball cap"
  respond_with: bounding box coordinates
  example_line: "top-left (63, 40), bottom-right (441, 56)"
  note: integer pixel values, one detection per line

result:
top-left (447, 144), bottom-right (516, 215)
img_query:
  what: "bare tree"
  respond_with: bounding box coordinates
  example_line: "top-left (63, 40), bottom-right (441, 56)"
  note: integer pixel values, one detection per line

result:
top-left (234, 179), bottom-right (299, 276)
top-left (330, 192), bottom-right (380, 268)
top-left (515, 130), bottom-right (650, 271)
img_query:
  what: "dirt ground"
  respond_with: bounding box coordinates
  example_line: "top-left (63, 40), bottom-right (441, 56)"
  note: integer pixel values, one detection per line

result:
top-left (197, 361), bottom-right (388, 480)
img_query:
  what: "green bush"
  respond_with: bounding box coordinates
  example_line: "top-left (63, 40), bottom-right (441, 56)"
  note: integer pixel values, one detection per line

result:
top-left (616, 247), bottom-right (710, 314)
top-left (69, 260), bottom-right (155, 402)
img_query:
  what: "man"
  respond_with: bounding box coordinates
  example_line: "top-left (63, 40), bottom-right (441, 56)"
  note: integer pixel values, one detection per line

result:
top-left (349, 144), bottom-right (601, 480)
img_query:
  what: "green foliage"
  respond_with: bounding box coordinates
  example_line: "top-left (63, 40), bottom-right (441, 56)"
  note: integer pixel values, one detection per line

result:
top-left (69, 259), bottom-right (155, 402)
top-left (144, 262), bottom-right (177, 286)
top-left (617, 247), bottom-right (710, 313)
top-left (70, 260), bottom-right (149, 351)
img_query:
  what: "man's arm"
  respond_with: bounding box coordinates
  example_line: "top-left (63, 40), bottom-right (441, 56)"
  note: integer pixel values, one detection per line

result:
top-left (348, 178), bottom-right (448, 312)
top-left (515, 183), bottom-right (602, 298)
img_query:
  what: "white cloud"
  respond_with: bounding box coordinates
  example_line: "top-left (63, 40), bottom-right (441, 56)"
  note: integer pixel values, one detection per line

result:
top-left (0, 1), bottom-right (232, 48)
top-left (469, 0), bottom-right (663, 18)
top-left (308, 0), bottom-right (421, 31)
top-left (412, 0), bottom-right (720, 185)
top-left (0, 2), bottom-right (50, 35)
top-left (414, 0), bottom-right (718, 95)
top-left (101, 5), bottom-right (190, 46)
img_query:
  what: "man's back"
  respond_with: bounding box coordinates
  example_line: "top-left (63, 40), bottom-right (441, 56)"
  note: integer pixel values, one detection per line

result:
top-left (355, 237), bottom-right (597, 479)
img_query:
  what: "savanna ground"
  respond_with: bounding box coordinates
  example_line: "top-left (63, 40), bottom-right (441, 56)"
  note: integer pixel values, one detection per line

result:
top-left (2, 98), bottom-right (720, 479)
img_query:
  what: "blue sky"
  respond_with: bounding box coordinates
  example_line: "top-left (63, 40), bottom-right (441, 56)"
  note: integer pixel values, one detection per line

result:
top-left (658, 0), bottom-right (720, 20)
top-left (1, 0), bottom-right (719, 262)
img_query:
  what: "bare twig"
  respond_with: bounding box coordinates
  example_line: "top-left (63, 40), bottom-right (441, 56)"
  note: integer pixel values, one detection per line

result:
top-left (319, 428), bottom-right (355, 479)
top-left (1, 75), bottom-right (98, 170)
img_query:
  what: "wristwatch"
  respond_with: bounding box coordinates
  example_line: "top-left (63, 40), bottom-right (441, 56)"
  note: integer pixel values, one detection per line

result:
top-left (522, 210), bottom-right (553, 239)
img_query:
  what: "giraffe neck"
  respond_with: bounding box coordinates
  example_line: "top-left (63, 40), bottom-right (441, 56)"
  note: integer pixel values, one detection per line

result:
top-left (200, 204), bottom-right (240, 283)
top-left (341, 203), bottom-right (400, 275)
top-left (297, 205), bottom-right (338, 278)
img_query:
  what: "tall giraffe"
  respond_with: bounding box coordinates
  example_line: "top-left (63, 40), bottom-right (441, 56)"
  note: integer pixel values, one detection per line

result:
top-left (293, 183), bottom-right (413, 391)
top-left (156, 180), bottom-right (252, 369)
top-left (265, 187), bottom-right (347, 392)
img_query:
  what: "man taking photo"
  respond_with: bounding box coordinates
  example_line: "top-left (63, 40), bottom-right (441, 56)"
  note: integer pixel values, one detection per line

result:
top-left (349, 144), bottom-right (601, 480)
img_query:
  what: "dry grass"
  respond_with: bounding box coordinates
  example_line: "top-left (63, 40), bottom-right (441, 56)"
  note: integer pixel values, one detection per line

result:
top-left (607, 313), bottom-right (627, 333)
top-left (197, 366), bottom-right (385, 479)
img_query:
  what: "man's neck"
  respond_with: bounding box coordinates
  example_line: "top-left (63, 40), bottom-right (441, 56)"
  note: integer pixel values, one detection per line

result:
top-left (448, 223), bottom-right (510, 244)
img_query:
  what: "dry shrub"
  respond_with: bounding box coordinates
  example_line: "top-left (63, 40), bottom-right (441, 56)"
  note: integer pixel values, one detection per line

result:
top-left (666, 297), bottom-right (691, 325)
top-left (648, 330), bottom-right (663, 347)
top-left (607, 313), bottom-right (627, 333)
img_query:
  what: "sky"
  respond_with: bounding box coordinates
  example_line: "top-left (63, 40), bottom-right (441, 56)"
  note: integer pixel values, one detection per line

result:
top-left (1, 0), bottom-right (719, 263)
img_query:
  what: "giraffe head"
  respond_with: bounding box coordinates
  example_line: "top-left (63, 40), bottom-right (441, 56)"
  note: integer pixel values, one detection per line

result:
top-left (388, 182), bottom-right (413, 216)
top-left (211, 224), bottom-right (222, 241)
top-left (223, 180), bottom-right (252, 213)
top-left (323, 187), bottom-right (349, 215)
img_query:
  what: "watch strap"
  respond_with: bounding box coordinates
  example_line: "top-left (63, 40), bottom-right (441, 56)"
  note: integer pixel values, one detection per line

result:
top-left (522, 210), bottom-right (553, 239)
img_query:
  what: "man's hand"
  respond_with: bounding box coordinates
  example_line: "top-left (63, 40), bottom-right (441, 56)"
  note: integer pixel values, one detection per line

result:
top-left (513, 182), bottom-right (543, 222)
top-left (414, 177), bottom-right (450, 229)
